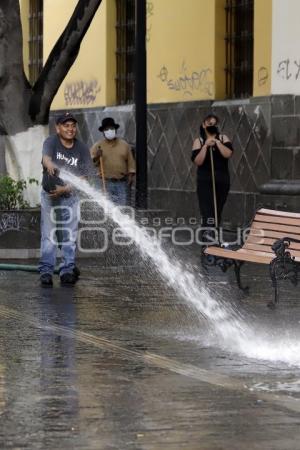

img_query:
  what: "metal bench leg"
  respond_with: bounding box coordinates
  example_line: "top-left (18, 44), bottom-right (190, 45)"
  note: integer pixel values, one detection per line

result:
top-left (269, 238), bottom-right (300, 308)
top-left (268, 260), bottom-right (279, 309)
top-left (233, 261), bottom-right (249, 293)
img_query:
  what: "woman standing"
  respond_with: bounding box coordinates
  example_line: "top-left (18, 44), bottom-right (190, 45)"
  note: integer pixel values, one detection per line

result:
top-left (191, 114), bottom-right (233, 241)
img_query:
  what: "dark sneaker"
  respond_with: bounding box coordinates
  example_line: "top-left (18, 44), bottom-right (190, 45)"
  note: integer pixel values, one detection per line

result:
top-left (40, 273), bottom-right (53, 288)
top-left (60, 272), bottom-right (76, 286)
top-left (73, 266), bottom-right (80, 281)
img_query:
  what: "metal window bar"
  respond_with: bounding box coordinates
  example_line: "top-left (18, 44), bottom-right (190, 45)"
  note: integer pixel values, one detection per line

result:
top-left (225, 0), bottom-right (254, 98)
top-left (116, 0), bottom-right (136, 104)
top-left (29, 0), bottom-right (43, 85)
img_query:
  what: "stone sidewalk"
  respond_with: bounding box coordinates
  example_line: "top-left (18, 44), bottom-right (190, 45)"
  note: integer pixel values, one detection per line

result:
top-left (0, 252), bottom-right (299, 449)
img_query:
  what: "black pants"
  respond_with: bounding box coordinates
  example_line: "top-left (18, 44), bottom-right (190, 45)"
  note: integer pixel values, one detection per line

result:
top-left (197, 175), bottom-right (230, 230)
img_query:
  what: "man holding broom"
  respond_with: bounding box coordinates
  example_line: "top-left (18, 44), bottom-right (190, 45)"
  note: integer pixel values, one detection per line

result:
top-left (90, 117), bottom-right (136, 206)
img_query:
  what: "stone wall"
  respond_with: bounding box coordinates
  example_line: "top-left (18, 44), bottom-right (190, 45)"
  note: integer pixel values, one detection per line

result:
top-left (147, 98), bottom-right (272, 227)
top-left (45, 95), bottom-right (300, 227)
top-left (0, 95), bottom-right (298, 257)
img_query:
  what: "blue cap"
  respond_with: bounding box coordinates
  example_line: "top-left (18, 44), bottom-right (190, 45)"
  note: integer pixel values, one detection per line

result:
top-left (56, 112), bottom-right (77, 125)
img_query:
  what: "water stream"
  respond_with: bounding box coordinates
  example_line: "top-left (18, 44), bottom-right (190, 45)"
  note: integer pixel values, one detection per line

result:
top-left (62, 171), bottom-right (300, 368)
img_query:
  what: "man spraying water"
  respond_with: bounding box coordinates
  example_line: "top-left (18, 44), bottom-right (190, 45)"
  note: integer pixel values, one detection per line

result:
top-left (38, 112), bottom-right (93, 287)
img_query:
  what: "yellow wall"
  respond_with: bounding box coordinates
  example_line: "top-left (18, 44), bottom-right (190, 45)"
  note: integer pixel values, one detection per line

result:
top-left (215, 0), bottom-right (226, 99)
top-left (19, 0), bottom-right (30, 80)
top-left (23, 0), bottom-right (222, 107)
top-left (105, 1), bottom-right (117, 105)
top-left (43, 0), bottom-right (110, 110)
top-left (147, 0), bottom-right (217, 103)
top-left (253, 0), bottom-right (272, 96)
top-left (21, 0), bottom-right (273, 107)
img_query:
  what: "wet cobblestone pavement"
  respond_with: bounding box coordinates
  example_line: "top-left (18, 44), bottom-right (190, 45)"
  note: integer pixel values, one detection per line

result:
top-left (0, 249), bottom-right (300, 449)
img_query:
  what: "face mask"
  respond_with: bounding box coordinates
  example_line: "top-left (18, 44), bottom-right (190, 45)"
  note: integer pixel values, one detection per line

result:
top-left (104, 129), bottom-right (116, 140)
top-left (206, 125), bottom-right (218, 135)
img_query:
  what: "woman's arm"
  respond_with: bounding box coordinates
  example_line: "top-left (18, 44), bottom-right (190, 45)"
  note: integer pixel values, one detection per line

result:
top-left (214, 135), bottom-right (233, 159)
top-left (192, 138), bottom-right (208, 166)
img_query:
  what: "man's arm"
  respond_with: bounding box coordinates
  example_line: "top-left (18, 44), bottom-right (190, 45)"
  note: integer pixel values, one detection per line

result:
top-left (42, 137), bottom-right (72, 197)
top-left (78, 143), bottom-right (95, 179)
top-left (42, 136), bottom-right (58, 175)
top-left (90, 142), bottom-right (102, 167)
top-left (126, 145), bottom-right (136, 185)
top-left (42, 155), bottom-right (57, 175)
top-left (48, 184), bottom-right (72, 198)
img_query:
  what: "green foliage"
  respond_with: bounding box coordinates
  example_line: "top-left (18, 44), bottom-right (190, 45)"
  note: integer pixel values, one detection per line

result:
top-left (0, 176), bottom-right (39, 210)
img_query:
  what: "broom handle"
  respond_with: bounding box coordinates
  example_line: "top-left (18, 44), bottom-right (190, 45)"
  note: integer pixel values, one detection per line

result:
top-left (100, 156), bottom-right (106, 193)
top-left (209, 147), bottom-right (218, 229)
top-left (97, 145), bottom-right (106, 193)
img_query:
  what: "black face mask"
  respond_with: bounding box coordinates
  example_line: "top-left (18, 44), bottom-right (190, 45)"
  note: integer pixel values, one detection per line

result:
top-left (206, 125), bottom-right (218, 135)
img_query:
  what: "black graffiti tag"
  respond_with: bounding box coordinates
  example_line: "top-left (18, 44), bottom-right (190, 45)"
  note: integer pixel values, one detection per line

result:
top-left (258, 67), bottom-right (268, 86)
top-left (146, 1), bottom-right (154, 17)
top-left (0, 213), bottom-right (20, 235)
top-left (157, 64), bottom-right (213, 97)
top-left (158, 66), bottom-right (168, 83)
top-left (146, 1), bottom-right (154, 42)
top-left (277, 58), bottom-right (300, 81)
top-left (64, 80), bottom-right (101, 106)
top-left (294, 60), bottom-right (300, 80)
top-left (277, 59), bottom-right (292, 80)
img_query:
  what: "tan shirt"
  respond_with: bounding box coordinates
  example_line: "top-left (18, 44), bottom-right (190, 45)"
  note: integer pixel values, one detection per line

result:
top-left (90, 138), bottom-right (136, 179)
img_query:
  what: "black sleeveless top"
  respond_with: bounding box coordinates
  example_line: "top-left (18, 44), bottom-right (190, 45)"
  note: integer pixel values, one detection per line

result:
top-left (191, 134), bottom-right (233, 181)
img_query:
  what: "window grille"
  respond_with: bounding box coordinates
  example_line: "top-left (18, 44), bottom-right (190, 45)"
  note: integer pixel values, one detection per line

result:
top-left (116, 0), bottom-right (136, 104)
top-left (29, 0), bottom-right (43, 85)
top-left (225, 0), bottom-right (254, 98)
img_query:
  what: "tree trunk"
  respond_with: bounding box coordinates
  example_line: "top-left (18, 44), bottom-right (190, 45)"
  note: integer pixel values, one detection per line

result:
top-left (0, 0), bottom-right (33, 136)
top-left (30, 0), bottom-right (103, 124)
top-left (0, 0), bottom-right (102, 204)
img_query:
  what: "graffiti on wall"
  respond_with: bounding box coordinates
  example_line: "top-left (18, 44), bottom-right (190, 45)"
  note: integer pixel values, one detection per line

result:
top-left (64, 80), bottom-right (101, 106)
top-left (277, 58), bottom-right (300, 80)
top-left (146, 1), bottom-right (154, 42)
top-left (157, 61), bottom-right (213, 97)
top-left (258, 67), bottom-right (269, 86)
top-left (0, 212), bottom-right (39, 236)
top-left (0, 213), bottom-right (20, 235)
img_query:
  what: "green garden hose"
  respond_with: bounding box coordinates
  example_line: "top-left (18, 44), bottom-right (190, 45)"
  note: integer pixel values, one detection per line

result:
top-left (0, 264), bottom-right (59, 274)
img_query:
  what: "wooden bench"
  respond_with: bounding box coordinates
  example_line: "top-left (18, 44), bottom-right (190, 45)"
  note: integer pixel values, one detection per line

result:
top-left (203, 208), bottom-right (300, 307)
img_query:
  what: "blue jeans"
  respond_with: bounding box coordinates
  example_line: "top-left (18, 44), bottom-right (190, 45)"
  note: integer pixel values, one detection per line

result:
top-left (106, 180), bottom-right (129, 206)
top-left (39, 190), bottom-right (79, 276)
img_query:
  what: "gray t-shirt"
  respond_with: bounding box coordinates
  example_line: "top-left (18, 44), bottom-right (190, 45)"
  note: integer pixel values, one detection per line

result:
top-left (42, 135), bottom-right (92, 177)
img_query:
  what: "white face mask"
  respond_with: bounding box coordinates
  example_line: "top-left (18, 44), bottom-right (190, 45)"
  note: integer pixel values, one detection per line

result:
top-left (104, 129), bottom-right (116, 140)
